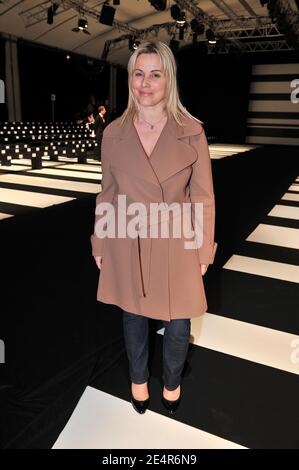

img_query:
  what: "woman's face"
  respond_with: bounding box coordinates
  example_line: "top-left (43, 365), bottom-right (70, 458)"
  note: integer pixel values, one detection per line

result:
top-left (131, 53), bottom-right (167, 108)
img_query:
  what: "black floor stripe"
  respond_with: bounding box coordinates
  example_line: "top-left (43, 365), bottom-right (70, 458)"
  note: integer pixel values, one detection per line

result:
top-left (0, 170), bottom-right (100, 184)
top-left (263, 215), bottom-right (299, 229)
top-left (0, 181), bottom-right (98, 199)
top-left (206, 270), bottom-right (299, 335)
top-left (278, 200), bottom-right (299, 208)
top-left (0, 201), bottom-right (40, 216)
top-left (236, 241), bottom-right (299, 267)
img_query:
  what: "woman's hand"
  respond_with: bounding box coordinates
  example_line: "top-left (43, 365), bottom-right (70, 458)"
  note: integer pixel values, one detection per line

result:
top-left (201, 264), bottom-right (208, 276)
top-left (94, 256), bottom-right (102, 270)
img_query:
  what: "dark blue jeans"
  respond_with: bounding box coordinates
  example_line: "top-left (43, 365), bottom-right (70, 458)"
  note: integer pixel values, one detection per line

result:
top-left (122, 310), bottom-right (191, 391)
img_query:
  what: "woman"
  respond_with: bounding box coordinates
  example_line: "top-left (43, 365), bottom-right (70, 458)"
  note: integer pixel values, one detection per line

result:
top-left (91, 41), bottom-right (217, 416)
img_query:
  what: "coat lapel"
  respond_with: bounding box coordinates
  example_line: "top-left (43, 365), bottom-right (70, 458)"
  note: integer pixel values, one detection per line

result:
top-left (105, 113), bottom-right (202, 187)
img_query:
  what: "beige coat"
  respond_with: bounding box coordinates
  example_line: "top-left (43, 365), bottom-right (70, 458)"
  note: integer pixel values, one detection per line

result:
top-left (90, 113), bottom-right (218, 321)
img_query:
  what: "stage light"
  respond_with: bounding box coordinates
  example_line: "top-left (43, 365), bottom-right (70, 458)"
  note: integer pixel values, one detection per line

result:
top-left (206, 28), bottom-right (216, 43)
top-left (129, 36), bottom-right (140, 51)
top-left (78, 18), bottom-right (87, 30)
top-left (72, 18), bottom-right (90, 35)
top-left (170, 5), bottom-right (181, 21)
top-left (190, 19), bottom-right (205, 35)
top-left (47, 3), bottom-right (59, 25)
top-left (148, 0), bottom-right (166, 11)
top-left (99, 4), bottom-right (115, 26)
top-left (176, 11), bottom-right (186, 27)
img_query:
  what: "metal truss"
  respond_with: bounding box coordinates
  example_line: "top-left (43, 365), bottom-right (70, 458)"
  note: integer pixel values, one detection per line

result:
top-left (19, 0), bottom-right (72, 27)
top-left (207, 39), bottom-right (293, 54)
top-left (17, 0), bottom-right (299, 54)
top-left (19, 0), bottom-right (137, 32)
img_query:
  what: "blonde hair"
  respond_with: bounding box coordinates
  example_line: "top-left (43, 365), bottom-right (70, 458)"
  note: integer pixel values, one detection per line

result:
top-left (118, 40), bottom-right (203, 128)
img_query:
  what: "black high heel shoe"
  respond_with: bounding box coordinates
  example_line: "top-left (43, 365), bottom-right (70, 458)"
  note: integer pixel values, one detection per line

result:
top-left (131, 394), bottom-right (150, 414)
top-left (130, 383), bottom-right (150, 414)
top-left (161, 387), bottom-right (181, 415)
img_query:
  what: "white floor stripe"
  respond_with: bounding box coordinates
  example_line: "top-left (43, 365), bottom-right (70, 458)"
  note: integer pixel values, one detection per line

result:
top-left (246, 136), bottom-right (299, 146)
top-left (56, 163), bottom-right (101, 173)
top-left (86, 159), bottom-right (102, 165)
top-left (268, 204), bottom-right (299, 220)
top-left (223, 254), bottom-right (299, 283)
top-left (0, 165), bottom-right (31, 171)
top-left (52, 386), bottom-right (245, 449)
top-left (0, 188), bottom-right (74, 207)
top-left (246, 224), bottom-right (299, 250)
top-left (11, 159), bottom-right (61, 167)
top-left (0, 174), bottom-right (100, 193)
top-left (157, 312), bottom-right (299, 375)
top-left (282, 193), bottom-right (299, 202)
top-left (289, 184), bottom-right (299, 192)
top-left (208, 144), bottom-right (257, 160)
top-left (248, 118), bottom-right (299, 126)
top-left (209, 144), bottom-right (256, 152)
top-left (0, 212), bottom-right (14, 220)
top-left (249, 100), bottom-right (298, 113)
top-left (252, 63), bottom-right (299, 75)
top-left (27, 168), bottom-right (101, 180)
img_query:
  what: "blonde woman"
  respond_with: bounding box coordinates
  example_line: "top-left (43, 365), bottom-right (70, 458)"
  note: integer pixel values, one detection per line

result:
top-left (91, 41), bottom-right (217, 415)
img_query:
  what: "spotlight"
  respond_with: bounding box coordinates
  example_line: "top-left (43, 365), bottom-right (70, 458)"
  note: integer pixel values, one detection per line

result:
top-left (78, 18), bottom-right (88, 30)
top-left (99, 4), bottom-right (115, 26)
top-left (190, 19), bottom-right (205, 35)
top-left (47, 3), bottom-right (59, 25)
top-left (176, 11), bottom-right (186, 28)
top-left (170, 5), bottom-right (181, 21)
top-left (72, 18), bottom-right (91, 35)
top-left (206, 28), bottom-right (216, 43)
top-left (148, 0), bottom-right (166, 11)
top-left (129, 36), bottom-right (140, 51)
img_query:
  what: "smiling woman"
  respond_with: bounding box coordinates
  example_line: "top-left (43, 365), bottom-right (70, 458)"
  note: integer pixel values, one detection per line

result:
top-left (90, 40), bottom-right (218, 415)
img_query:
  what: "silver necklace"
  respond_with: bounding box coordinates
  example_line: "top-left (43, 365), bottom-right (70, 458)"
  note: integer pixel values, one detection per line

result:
top-left (137, 114), bottom-right (167, 130)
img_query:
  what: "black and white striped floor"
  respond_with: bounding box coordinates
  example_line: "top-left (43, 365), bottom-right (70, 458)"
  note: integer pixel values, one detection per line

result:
top-left (0, 157), bottom-right (102, 220)
top-left (54, 172), bottom-right (298, 448)
top-left (1, 145), bottom-right (298, 449)
top-left (0, 145), bottom-right (256, 221)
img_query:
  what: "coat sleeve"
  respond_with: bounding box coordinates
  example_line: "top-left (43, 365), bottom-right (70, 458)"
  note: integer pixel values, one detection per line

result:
top-left (90, 134), bottom-right (116, 257)
top-left (189, 125), bottom-right (218, 265)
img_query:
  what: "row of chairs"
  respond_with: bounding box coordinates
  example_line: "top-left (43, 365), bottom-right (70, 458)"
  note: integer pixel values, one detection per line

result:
top-left (0, 121), bottom-right (99, 168)
top-left (0, 122), bottom-right (90, 145)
